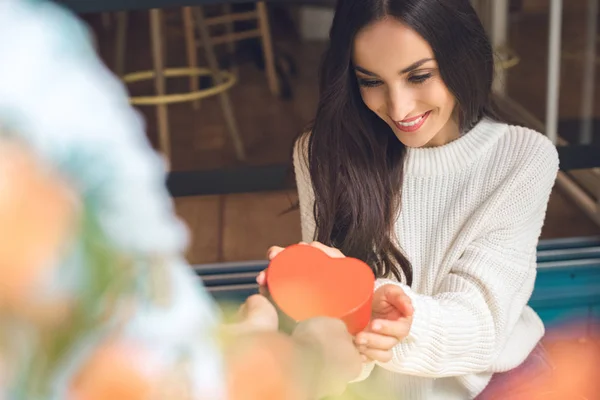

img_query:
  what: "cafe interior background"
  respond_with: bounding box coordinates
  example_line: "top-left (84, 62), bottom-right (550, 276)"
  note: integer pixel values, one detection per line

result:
top-left (72, 0), bottom-right (599, 262)
top-left (59, 0), bottom-right (600, 393)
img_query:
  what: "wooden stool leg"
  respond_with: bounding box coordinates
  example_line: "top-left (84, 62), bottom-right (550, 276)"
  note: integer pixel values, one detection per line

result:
top-left (256, 2), bottom-right (280, 96)
top-left (115, 11), bottom-right (128, 77)
top-left (193, 6), bottom-right (246, 161)
top-left (223, 3), bottom-right (238, 75)
top-left (182, 7), bottom-right (200, 109)
top-left (150, 9), bottom-right (172, 167)
top-left (101, 12), bottom-right (112, 30)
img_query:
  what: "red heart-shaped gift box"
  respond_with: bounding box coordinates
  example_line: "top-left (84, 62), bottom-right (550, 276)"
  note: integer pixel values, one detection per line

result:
top-left (265, 244), bottom-right (375, 335)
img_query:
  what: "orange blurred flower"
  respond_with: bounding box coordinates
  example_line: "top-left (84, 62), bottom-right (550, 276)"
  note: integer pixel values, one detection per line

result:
top-left (0, 139), bottom-right (76, 315)
top-left (69, 341), bottom-right (159, 400)
top-left (539, 334), bottom-right (600, 399)
top-left (490, 324), bottom-right (600, 400)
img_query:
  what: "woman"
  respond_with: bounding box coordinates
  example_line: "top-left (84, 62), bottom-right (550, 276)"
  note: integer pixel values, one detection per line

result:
top-left (262, 0), bottom-right (559, 398)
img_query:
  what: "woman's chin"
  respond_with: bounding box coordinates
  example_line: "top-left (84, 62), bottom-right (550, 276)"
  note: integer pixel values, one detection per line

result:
top-left (392, 130), bottom-right (434, 149)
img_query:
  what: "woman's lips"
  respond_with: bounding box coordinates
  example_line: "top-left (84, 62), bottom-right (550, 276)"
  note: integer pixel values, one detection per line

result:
top-left (394, 111), bottom-right (431, 132)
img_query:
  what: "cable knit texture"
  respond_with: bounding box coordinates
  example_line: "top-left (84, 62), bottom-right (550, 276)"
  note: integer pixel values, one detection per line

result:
top-left (293, 119), bottom-right (559, 400)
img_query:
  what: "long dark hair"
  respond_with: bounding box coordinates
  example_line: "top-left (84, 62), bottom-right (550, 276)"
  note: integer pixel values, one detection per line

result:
top-left (301, 0), bottom-right (500, 285)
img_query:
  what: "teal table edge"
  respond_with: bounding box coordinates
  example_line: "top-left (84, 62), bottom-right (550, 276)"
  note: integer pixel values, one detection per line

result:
top-left (196, 236), bottom-right (600, 334)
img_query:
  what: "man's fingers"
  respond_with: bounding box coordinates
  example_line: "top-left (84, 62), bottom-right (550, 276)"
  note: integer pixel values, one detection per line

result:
top-left (236, 301), bottom-right (248, 320)
top-left (243, 294), bottom-right (269, 313)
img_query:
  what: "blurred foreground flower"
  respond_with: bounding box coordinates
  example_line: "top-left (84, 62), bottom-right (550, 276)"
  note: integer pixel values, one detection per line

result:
top-left (69, 341), bottom-right (159, 400)
top-left (0, 0), bottom-right (224, 398)
top-left (0, 1), bottom-right (373, 399)
top-left (532, 326), bottom-right (600, 400)
top-left (477, 323), bottom-right (600, 400)
top-left (0, 138), bottom-right (76, 322)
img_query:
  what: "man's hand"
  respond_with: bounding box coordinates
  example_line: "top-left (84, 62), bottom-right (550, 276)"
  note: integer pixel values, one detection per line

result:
top-left (292, 317), bottom-right (362, 398)
top-left (355, 284), bottom-right (414, 363)
top-left (224, 294), bottom-right (279, 336)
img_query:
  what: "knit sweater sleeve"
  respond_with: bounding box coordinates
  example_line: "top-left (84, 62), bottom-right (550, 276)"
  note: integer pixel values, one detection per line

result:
top-left (293, 135), bottom-right (317, 243)
top-left (370, 141), bottom-right (559, 378)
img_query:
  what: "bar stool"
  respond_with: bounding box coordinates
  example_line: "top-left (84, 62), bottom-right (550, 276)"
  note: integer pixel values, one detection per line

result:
top-left (113, 7), bottom-right (252, 167)
top-left (197, 2), bottom-right (280, 97)
top-left (112, 3), bottom-right (280, 167)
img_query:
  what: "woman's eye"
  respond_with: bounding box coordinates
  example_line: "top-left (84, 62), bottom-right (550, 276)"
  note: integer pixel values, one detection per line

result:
top-left (408, 73), bottom-right (432, 85)
top-left (358, 78), bottom-right (383, 88)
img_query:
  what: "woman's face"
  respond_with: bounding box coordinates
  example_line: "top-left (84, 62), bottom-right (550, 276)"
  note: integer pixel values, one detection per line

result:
top-left (353, 17), bottom-right (459, 148)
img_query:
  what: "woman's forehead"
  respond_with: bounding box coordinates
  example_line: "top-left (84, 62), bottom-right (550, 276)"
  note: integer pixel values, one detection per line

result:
top-left (353, 18), bottom-right (435, 71)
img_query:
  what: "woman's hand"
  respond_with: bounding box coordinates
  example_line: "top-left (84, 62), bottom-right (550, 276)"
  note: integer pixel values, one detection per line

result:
top-left (267, 241), bottom-right (345, 260)
top-left (354, 284), bottom-right (414, 363)
top-left (257, 241), bottom-right (346, 287)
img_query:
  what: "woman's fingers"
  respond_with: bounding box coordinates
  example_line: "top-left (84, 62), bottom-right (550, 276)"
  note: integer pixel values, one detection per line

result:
top-left (358, 348), bottom-right (393, 364)
top-left (369, 318), bottom-right (412, 340)
top-left (261, 241), bottom-right (344, 298)
top-left (354, 332), bottom-right (399, 351)
top-left (381, 284), bottom-right (414, 317)
top-left (308, 241), bottom-right (345, 258)
top-left (256, 270), bottom-right (266, 285)
top-left (266, 242), bottom-right (309, 260)
top-left (255, 271), bottom-right (270, 297)
top-left (267, 246), bottom-right (285, 260)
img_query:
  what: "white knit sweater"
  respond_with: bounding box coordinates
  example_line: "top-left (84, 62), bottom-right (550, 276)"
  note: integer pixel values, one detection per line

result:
top-left (293, 118), bottom-right (560, 400)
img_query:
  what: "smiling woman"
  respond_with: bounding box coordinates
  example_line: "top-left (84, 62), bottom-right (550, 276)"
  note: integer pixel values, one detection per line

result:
top-left (353, 19), bottom-right (458, 148)
top-left (281, 0), bottom-right (561, 399)
top-left (302, 0), bottom-right (501, 287)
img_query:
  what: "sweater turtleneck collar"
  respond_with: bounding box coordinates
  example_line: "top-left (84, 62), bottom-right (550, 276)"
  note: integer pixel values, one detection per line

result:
top-left (404, 118), bottom-right (508, 177)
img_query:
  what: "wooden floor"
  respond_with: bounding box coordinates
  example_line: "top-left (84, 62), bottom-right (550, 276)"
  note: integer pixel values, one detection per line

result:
top-left (87, 6), bottom-right (600, 264)
top-left (174, 189), bottom-right (301, 263)
top-left (172, 185), bottom-right (599, 264)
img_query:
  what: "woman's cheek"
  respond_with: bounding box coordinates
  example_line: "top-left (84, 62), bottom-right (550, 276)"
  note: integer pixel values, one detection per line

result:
top-left (360, 88), bottom-right (384, 114)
